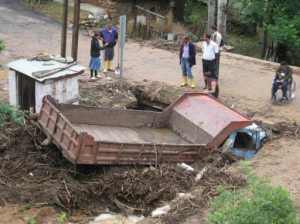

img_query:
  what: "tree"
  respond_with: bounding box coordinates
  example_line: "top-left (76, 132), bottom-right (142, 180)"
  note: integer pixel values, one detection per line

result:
top-left (175, 0), bottom-right (186, 22)
top-left (240, 0), bottom-right (300, 63)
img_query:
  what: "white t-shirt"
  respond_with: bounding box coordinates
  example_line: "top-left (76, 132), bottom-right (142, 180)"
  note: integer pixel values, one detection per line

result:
top-left (202, 41), bottom-right (219, 61)
top-left (182, 44), bottom-right (190, 58)
top-left (212, 31), bottom-right (222, 47)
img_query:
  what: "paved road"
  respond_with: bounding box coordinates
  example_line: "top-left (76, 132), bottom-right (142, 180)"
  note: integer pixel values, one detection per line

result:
top-left (0, 0), bottom-right (300, 122)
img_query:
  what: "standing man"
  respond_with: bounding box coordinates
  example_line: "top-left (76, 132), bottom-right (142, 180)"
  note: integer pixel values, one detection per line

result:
top-left (202, 33), bottom-right (218, 89)
top-left (211, 25), bottom-right (223, 78)
top-left (179, 36), bottom-right (196, 88)
top-left (100, 19), bottom-right (118, 73)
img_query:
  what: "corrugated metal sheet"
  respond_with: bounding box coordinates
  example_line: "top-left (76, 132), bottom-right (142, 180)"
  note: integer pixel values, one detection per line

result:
top-left (7, 59), bottom-right (85, 82)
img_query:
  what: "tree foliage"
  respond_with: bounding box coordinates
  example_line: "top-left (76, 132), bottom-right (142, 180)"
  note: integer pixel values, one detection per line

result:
top-left (240, 0), bottom-right (300, 60)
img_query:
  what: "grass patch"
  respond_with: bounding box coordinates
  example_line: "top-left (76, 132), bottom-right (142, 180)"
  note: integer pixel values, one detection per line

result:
top-left (22, 0), bottom-right (89, 23)
top-left (227, 33), bottom-right (262, 58)
top-left (208, 162), bottom-right (300, 224)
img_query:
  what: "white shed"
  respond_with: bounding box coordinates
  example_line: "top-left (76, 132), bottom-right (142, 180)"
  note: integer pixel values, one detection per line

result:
top-left (8, 58), bottom-right (85, 113)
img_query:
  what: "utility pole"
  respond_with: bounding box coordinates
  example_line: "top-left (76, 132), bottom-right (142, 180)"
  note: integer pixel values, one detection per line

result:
top-left (71, 0), bottom-right (81, 61)
top-left (165, 1), bottom-right (175, 33)
top-left (217, 0), bottom-right (228, 38)
top-left (61, 0), bottom-right (68, 57)
top-left (207, 0), bottom-right (216, 34)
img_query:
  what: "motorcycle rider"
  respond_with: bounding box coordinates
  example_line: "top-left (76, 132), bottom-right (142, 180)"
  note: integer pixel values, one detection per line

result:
top-left (272, 61), bottom-right (293, 100)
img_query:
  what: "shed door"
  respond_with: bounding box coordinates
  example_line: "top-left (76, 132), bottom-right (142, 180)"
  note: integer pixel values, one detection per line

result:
top-left (17, 72), bottom-right (35, 112)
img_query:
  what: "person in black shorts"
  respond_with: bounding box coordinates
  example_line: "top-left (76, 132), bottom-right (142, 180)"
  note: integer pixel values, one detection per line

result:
top-left (202, 34), bottom-right (219, 89)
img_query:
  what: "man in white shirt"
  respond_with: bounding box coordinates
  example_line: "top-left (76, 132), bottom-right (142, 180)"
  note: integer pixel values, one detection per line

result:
top-left (212, 25), bottom-right (223, 48)
top-left (212, 25), bottom-right (223, 78)
top-left (202, 33), bottom-right (219, 89)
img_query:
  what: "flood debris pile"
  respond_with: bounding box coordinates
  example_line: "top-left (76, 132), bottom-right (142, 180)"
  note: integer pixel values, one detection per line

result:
top-left (266, 122), bottom-right (300, 138)
top-left (79, 75), bottom-right (185, 110)
top-left (0, 120), bottom-right (245, 221)
top-left (79, 77), bottom-right (137, 109)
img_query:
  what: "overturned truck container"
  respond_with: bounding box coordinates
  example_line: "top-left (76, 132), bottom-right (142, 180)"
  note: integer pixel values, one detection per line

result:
top-left (38, 93), bottom-right (253, 165)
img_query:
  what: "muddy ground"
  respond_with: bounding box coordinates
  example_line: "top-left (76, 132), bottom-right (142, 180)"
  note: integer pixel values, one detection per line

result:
top-left (0, 119), bottom-right (246, 224)
top-left (0, 0), bottom-right (300, 223)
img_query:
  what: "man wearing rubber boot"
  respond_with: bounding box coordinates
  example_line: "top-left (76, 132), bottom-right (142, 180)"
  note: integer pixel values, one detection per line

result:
top-left (202, 33), bottom-right (219, 89)
top-left (179, 36), bottom-right (196, 88)
top-left (100, 19), bottom-right (118, 73)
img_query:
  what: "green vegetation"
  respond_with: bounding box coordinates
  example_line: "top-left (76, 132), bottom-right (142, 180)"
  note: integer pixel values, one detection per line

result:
top-left (208, 163), bottom-right (300, 224)
top-left (0, 40), bottom-right (4, 53)
top-left (240, 0), bottom-right (300, 63)
top-left (183, 0), bottom-right (300, 65)
top-left (22, 0), bottom-right (89, 23)
top-left (57, 212), bottom-right (68, 224)
top-left (184, 0), bottom-right (262, 58)
top-left (227, 33), bottom-right (261, 58)
top-left (184, 0), bottom-right (207, 36)
top-left (27, 217), bottom-right (37, 224)
top-left (0, 103), bottom-right (24, 126)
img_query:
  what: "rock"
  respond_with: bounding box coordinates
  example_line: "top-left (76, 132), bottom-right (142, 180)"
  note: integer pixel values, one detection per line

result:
top-left (90, 214), bottom-right (144, 224)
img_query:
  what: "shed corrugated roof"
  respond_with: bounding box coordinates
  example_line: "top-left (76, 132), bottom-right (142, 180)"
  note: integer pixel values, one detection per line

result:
top-left (8, 59), bottom-right (85, 82)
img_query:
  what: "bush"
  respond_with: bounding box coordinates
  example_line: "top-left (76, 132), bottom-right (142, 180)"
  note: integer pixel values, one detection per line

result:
top-left (0, 40), bottom-right (4, 53)
top-left (208, 164), bottom-right (300, 224)
top-left (0, 103), bottom-right (24, 126)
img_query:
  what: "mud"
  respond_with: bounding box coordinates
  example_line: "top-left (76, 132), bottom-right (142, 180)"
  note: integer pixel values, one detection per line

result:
top-left (0, 119), bottom-right (245, 223)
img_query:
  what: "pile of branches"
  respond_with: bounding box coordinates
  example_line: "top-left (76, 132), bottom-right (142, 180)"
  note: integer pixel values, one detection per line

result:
top-left (0, 120), bottom-right (245, 220)
top-left (267, 122), bottom-right (300, 138)
top-left (0, 121), bottom-right (195, 216)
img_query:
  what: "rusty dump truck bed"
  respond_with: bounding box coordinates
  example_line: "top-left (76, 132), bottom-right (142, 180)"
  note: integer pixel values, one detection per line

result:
top-left (38, 93), bottom-right (252, 165)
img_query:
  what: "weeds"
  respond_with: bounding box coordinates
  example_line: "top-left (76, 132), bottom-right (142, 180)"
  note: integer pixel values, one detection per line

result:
top-left (0, 40), bottom-right (4, 53)
top-left (0, 103), bottom-right (24, 126)
top-left (57, 212), bottom-right (68, 224)
top-left (27, 217), bottom-right (37, 224)
top-left (208, 162), bottom-right (300, 224)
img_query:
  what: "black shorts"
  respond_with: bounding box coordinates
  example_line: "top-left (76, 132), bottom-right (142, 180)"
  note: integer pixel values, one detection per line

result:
top-left (202, 59), bottom-right (216, 79)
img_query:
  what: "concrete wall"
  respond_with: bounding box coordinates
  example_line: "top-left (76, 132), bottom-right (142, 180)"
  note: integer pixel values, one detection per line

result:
top-left (8, 70), bottom-right (17, 107)
top-left (9, 70), bottom-right (79, 113)
top-left (36, 76), bottom-right (79, 113)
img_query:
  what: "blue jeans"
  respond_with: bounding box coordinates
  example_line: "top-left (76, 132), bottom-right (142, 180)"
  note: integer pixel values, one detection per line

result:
top-left (272, 79), bottom-right (288, 98)
top-left (181, 58), bottom-right (193, 78)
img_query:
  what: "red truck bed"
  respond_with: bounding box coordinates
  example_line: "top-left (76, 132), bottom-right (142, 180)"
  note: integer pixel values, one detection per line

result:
top-left (38, 93), bottom-right (251, 165)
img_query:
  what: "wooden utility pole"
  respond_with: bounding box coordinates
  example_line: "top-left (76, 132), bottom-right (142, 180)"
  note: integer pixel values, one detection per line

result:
top-left (207, 0), bottom-right (216, 34)
top-left (174, 0), bottom-right (185, 22)
top-left (71, 0), bottom-right (81, 61)
top-left (165, 1), bottom-right (175, 33)
top-left (61, 0), bottom-right (68, 57)
top-left (217, 0), bottom-right (228, 38)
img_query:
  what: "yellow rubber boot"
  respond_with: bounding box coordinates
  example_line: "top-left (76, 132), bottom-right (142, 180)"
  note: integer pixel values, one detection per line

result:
top-left (180, 76), bottom-right (188, 87)
top-left (103, 61), bottom-right (108, 73)
top-left (188, 78), bottom-right (196, 88)
top-left (108, 60), bottom-right (113, 70)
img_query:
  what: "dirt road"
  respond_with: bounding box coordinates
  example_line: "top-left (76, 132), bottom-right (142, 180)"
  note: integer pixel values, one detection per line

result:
top-left (1, 0), bottom-right (300, 221)
top-left (0, 0), bottom-right (300, 123)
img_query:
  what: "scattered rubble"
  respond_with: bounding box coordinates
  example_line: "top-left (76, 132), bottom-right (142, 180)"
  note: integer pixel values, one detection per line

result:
top-left (0, 120), bottom-right (244, 223)
top-left (79, 75), bottom-right (185, 110)
top-left (79, 76), bottom-right (137, 109)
